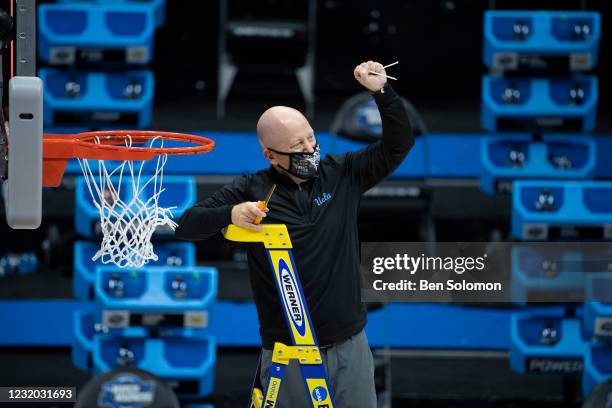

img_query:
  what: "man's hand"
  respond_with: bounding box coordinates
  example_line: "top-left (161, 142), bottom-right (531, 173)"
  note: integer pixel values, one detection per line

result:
top-left (232, 202), bottom-right (269, 231)
top-left (354, 60), bottom-right (386, 93)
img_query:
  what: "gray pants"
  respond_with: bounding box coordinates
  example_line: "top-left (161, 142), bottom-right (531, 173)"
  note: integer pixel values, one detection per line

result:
top-left (260, 329), bottom-right (376, 408)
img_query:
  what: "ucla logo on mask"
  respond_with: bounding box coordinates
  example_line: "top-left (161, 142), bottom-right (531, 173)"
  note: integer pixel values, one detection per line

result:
top-left (314, 193), bottom-right (332, 207)
top-left (278, 259), bottom-right (306, 336)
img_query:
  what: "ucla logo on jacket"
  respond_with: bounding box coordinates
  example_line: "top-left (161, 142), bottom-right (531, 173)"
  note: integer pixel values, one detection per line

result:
top-left (314, 193), bottom-right (332, 207)
top-left (278, 258), bottom-right (306, 336)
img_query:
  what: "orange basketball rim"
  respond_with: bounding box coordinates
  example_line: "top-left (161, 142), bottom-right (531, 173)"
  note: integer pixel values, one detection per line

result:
top-left (42, 130), bottom-right (215, 187)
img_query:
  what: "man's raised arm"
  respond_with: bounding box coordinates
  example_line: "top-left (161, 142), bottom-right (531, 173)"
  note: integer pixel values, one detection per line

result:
top-left (343, 60), bottom-right (415, 193)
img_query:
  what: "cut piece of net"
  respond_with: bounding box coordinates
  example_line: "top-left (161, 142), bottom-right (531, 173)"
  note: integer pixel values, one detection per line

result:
top-left (78, 135), bottom-right (177, 268)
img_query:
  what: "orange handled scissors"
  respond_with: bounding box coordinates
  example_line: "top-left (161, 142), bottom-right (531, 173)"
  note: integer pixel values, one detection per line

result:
top-left (254, 184), bottom-right (276, 225)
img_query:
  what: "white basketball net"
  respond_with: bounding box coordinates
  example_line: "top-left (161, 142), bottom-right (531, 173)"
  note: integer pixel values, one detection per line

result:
top-left (78, 135), bottom-right (177, 268)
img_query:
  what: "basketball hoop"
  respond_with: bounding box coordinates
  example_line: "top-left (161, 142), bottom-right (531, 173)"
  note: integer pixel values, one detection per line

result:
top-left (43, 130), bottom-right (214, 268)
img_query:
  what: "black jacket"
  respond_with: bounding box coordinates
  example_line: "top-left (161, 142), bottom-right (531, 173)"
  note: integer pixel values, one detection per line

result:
top-left (175, 84), bottom-right (414, 348)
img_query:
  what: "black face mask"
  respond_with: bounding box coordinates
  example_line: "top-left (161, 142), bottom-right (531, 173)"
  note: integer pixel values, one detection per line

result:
top-left (268, 143), bottom-right (320, 179)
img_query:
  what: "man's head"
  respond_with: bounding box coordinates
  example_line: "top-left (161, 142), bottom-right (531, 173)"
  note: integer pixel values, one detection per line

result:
top-left (257, 106), bottom-right (319, 182)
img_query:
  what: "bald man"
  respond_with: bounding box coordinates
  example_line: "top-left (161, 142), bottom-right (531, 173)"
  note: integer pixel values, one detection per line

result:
top-left (175, 60), bottom-right (414, 407)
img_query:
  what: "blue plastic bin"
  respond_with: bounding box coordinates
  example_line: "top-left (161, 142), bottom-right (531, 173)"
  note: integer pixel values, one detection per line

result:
top-left (512, 181), bottom-right (612, 240)
top-left (92, 335), bottom-right (216, 397)
top-left (481, 75), bottom-right (597, 132)
top-left (95, 266), bottom-right (217, 331)
top-left (480, 134), bottom-right (595, 195)
top-left (483, 11), bottom-right (601, 71)
top-left (74, 241), bottom-right (196, 300)
top-left (510, 311), bottom-right (586, 375)
top-left (40, 68), bottom-right (154, 128)
top-left (39, 2), bottom-right (157, 65)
